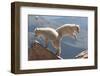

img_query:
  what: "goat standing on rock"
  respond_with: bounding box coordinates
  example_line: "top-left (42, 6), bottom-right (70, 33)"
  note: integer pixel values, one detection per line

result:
top-left (34, 27), bottom-right (60, 56)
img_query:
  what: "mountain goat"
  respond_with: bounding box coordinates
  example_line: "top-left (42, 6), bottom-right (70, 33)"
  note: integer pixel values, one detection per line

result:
top-left (56, 24), bottom-right (80, 40)
top-left (34, 27), bottom-right (61, 56)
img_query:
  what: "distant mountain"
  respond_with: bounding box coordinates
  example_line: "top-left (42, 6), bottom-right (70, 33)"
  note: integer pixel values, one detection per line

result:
top-left (28, 16), bottom-right (58, 32)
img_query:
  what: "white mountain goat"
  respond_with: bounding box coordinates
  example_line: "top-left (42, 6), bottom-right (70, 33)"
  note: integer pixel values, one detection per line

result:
top-left (56, 24), bottom-right (80, 40)
top-left (34, 27), bottom-right (60, 56)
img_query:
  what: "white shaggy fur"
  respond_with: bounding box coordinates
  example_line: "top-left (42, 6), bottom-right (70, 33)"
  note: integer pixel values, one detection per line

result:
top-left (56, 24), bottom-right (80, 40)
top-left (34, 27), bottom-right (60, 55)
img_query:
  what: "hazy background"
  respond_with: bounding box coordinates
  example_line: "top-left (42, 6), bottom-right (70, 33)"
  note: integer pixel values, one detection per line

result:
top-left (28, 15), bottom-right (88, 59)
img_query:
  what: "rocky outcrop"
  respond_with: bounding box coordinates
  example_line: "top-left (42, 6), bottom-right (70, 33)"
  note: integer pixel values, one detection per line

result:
top-left (28, 41), bottom-right (61, 60)
top-left (75, 50), bottom-right (88, 59)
